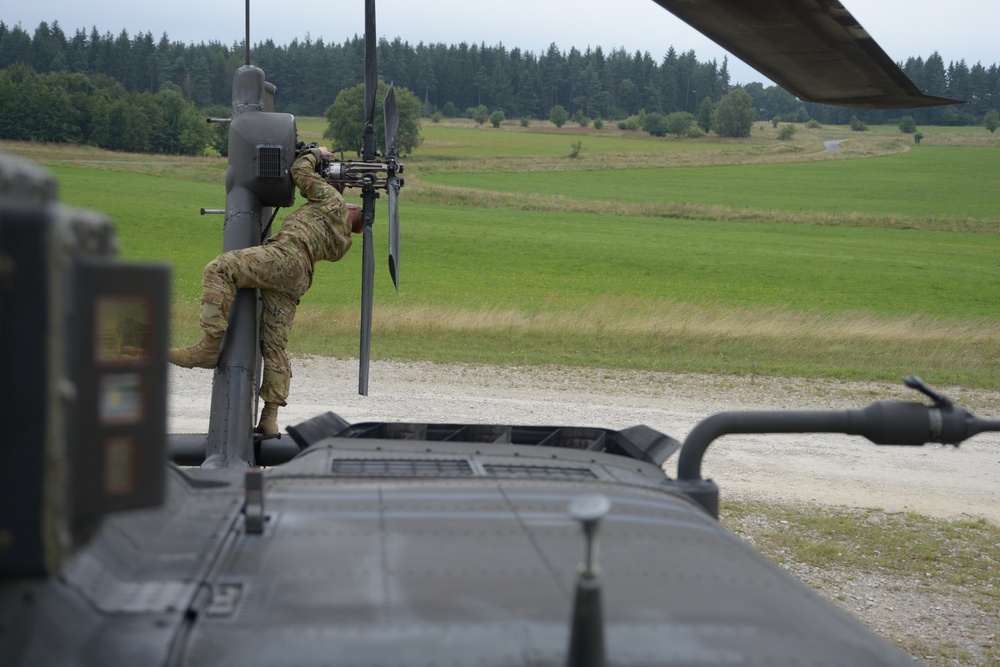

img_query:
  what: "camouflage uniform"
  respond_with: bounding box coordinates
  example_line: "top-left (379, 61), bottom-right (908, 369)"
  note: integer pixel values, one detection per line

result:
top-left (197, 150), bottom-right (353, 406)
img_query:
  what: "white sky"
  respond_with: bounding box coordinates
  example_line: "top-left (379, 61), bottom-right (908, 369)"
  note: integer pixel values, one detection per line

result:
top-left (5, 0), bottom-right (998, 85)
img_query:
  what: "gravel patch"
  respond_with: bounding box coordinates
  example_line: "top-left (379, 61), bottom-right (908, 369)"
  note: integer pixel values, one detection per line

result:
top-left (172, 356), bottom-right (1000, 523)
top-left (726, 506), bottom-right (999, 666)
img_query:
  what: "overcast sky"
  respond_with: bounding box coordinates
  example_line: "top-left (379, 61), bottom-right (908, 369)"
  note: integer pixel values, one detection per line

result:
top-left (6, 0), bottom-right (998, 85)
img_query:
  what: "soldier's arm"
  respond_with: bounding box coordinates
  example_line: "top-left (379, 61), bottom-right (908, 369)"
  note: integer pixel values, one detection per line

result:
top-left (291, 151), bottom-right (363, 235)
top-left (291, 150), bottom-right (342, 206)
top-left (290, 150), bottom-right (356, 259)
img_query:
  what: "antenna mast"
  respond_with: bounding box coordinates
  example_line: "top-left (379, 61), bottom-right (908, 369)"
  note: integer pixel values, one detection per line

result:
top-left (245, 0), bottom-right (251, 65)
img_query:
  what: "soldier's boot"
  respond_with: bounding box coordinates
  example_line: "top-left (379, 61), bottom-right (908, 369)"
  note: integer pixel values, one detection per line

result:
top-left (168, 298), bottom-right (227, 369)
top-left (255, 403), bottom-right (280, 439)
top-left (169, 332), bottom-right (223, 369)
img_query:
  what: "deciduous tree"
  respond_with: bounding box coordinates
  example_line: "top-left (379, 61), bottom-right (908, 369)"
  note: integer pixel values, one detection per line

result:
top-left (984, 109), bottom-right (1000, 133)
top-left (548, 104), bottom-right (568, 127)
top-left (664, 111), bottom-right (694, 137)
top-left (711, 89), bottom-right (754, 137)
top-left (643, 112), bottom-right (668, 137)
top-left (469, 104), bottom-right (489, 125)
top-left (777, 124), bottom-right (796, 140)
top-left (695, 96), bottom-right (714, 132)
top-left (324, 81), bottom-right (422, 156)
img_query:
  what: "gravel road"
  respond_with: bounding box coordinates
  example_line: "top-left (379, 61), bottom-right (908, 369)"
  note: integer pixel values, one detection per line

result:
top-left (169, 356), bottom-right (1000, 524)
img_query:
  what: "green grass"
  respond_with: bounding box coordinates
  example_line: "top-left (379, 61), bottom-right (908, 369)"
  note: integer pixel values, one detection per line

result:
top-left (51, 166), bottom-right (229, 298)
top-left (303, 202), bottom-right (999, 387)
top-left (24, 126), bottom-right (1000, 389)
top-left (295, 116), bottom-right (328, 140)
top-left (290, 202), bottom-right (1000, 320)
top-left (422, 145), bottom-right (1000, 220)
top-left (416, 123), bottom-right (732, 159)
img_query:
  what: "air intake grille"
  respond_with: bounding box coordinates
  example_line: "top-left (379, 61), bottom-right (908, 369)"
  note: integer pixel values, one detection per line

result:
top-left (256, 145), bottom-right (283, 179)
top-left (331, 459), bottom-right (474, 477)
top-left (483, 464), bottom-right (598, 479)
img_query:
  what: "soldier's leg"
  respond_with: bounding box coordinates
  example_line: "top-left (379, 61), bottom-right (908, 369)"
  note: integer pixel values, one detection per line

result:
top-left (171, 246), bottom-right (303, 369)
top-left (255, 290), bottom-right (298, 437)
top-left (169, 250), bottom-right (246, 368)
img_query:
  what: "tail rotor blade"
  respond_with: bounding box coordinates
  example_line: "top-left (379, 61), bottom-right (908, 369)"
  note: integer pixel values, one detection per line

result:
top-left (358, 0), bottom-right (378, 395)
top-left (358, 222), bottom-right (374, 396)
top-left (384, 84), bottom-right (399, 156)
top-left (384, 83), bottom-right (400, 291)
top-left (387, 176), bottom-right (400, 291)
top-left (362, 0), bottom-right (377, 162)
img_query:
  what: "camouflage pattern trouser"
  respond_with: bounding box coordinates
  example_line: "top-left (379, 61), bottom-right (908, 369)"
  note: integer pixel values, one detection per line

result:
top-left (200, 244), bottom-right (311, 406)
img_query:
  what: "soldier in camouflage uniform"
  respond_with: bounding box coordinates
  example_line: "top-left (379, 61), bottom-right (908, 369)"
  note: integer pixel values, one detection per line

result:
top-left (170, 147), bottom-right (363, 437)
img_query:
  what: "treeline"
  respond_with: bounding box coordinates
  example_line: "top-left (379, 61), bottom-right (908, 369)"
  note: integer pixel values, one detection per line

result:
top-left (0, 21), bottom-right (734, 120)
top-left (2, 19), bottom-right (999, 147)
top-left (0, 64), bottom-right (211, 153)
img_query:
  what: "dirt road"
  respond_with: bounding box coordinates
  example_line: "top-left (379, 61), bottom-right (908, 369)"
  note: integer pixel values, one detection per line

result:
top-left (169, 356), bottom-right (1000, 523)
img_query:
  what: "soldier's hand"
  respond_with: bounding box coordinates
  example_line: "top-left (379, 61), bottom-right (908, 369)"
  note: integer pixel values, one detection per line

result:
top-left (347, 204), bottom-right (364, 234)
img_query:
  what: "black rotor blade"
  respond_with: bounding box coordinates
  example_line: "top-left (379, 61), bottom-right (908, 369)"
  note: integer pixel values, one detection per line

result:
top-left (386, 177), bottom-right (400, 291)
top-left (384, 83), bottom-right (400, 291)
top-left (649, 0), bottom-right (962, 108)
top-left (358, 221), bottom-right (374, 396)
top-left (384, 83), bottom-right (399, 158)
top-left (362, 0), bottom-right (377, 161)
top-left (358, 0), bottom-right (378, 395)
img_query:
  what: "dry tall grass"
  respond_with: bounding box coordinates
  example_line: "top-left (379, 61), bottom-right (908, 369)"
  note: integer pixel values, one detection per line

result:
top-left (279, 300), bottom-right (1000, 386)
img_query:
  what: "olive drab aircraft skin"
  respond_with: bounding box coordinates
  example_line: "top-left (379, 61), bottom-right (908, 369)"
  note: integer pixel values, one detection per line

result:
top-left (0, 0), bottom-right (995, 665)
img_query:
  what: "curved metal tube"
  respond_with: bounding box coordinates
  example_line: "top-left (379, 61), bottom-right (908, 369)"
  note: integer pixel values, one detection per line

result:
top-left (677, 410), bottom-right (857, 481)
top-left (677, 401), bottom-right (1000, 482)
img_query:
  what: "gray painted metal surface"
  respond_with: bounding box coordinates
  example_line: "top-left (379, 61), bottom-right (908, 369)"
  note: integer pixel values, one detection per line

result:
top-left (206, 65), bottom-right (296, 468)
top-left (2, 431), bottom-right (919, 666)
top-left (650, 0), bottom-right (962, 108)
top-left (384, 84), bottom-right (402, 291)
top-left (357, 0), bottom-right (379, 396)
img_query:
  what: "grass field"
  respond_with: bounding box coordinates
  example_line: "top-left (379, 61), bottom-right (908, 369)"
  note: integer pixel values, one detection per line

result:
top-left (422, 146), bottom-right (1000, 220)
top-left (8, 120), bottom-right (998, 388)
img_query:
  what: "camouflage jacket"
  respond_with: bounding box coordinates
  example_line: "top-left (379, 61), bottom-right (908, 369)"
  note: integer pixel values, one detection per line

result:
top-left (266, 151), bottom-right (353, 280)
